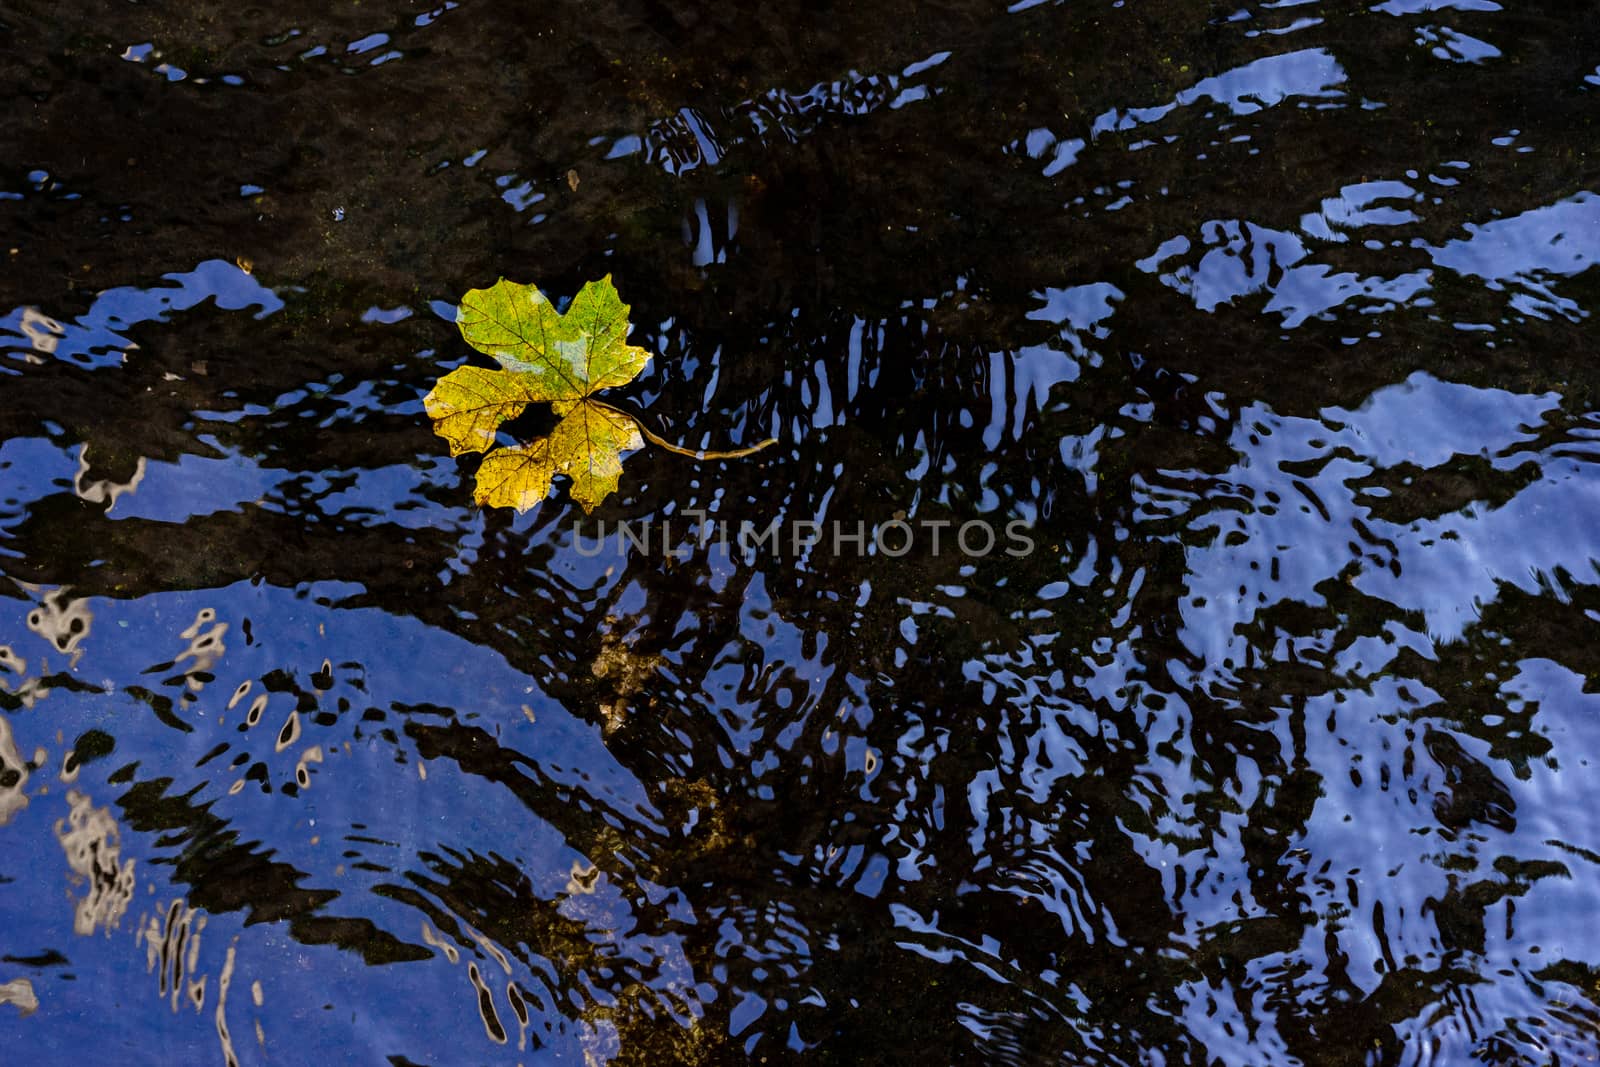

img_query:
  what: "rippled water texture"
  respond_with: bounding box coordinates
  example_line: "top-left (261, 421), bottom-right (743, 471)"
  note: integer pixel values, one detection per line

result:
top-left (3, 1), bottom-right (1600, 1063)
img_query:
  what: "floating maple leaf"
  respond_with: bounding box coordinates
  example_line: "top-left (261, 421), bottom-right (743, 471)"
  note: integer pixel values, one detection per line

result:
top-left (426, 276), bottom-right (771, 513)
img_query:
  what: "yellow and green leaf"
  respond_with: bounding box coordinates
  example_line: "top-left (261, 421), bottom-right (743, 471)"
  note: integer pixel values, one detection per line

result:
top-left (472, 400), bottom-right (644, 514)
top-left (423, 365), bottom-right (556, 457)
top-left (429, 274), bottom-right (770, 514)
top-left (425, 275), bottom-right (653, 512)
top-left (456, 275), bottom-right (651, 399)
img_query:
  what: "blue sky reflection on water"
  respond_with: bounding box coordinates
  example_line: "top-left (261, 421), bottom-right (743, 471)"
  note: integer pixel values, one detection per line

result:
top-left (2, 579), bottom-right (684, 1063)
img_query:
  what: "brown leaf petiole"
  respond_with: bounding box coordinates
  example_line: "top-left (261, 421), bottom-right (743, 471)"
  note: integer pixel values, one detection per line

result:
top-left (589, 400), bottom-right (778, 461)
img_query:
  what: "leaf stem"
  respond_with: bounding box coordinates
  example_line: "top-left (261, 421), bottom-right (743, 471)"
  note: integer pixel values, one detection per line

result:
top-left (592, 401), bottom-right (778, 461)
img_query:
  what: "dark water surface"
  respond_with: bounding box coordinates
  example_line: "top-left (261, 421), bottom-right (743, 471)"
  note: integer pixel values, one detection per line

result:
top-left (3, 1), bottom-right (1600, 1063)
